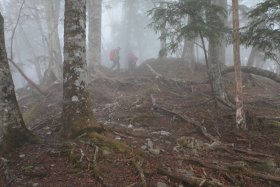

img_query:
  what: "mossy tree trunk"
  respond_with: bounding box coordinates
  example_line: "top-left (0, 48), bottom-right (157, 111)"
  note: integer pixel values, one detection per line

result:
top-left (0, 13), bottom-right (35, 151)
top-left (62, 0), bottom-right (100, 138)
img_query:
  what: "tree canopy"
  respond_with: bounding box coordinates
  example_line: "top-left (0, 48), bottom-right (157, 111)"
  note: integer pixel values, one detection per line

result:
top-left (241, 0), bottom-right (280, 61)
top-left (147, 0), bottom-right (228, 53)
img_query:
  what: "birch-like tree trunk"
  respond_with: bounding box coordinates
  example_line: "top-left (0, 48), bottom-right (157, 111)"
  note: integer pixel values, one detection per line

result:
top-left (232, 0), bottom-right (246, 130)
top-left (87, 0), bottom-right (102, 74)
top-left (44, 0), bottom-right (62, 81)
top-left (0, 13), bottom-right (35, 151)
top-left (62, 0), bottom-right (99, 138)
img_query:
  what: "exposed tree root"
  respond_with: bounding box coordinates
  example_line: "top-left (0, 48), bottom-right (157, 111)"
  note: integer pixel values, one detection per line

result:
top-left (241, 169), bottom-right (280, 183)
top-left (158, 167), bottom-right (226, 187)
top-left (131, 160), bottom-right (147, 187)
top-left (180, 156), bottom-right (280, 184)
top-left (257, 116), bottom-right (280, 121)
top-left (150, 94), bottom-right (219, 143)
top-left (219, 152), bottom-right (265, 164)
top-left (232, 148), bottom-right (273, 158)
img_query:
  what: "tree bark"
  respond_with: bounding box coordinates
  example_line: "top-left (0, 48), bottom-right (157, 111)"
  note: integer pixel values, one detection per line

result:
top-left (182, 16), bottom-right (195, 70)
top-left (232, 0), bottom-right (246, 130)
top-left (158, 2), bottom-right (167, 59)
top-left (0, 13), bottom-right (35, 151)
top-left (87, 0), bottom-right (102, 74)
top-left (277, 53), bottom-right (280, 74)
top-left (211, 0), bottom-right (227, 68)
top-left (62, 0), bottom-right (100, 138)
top-left (204, 4), bottom-right (232, 107)
top-left (208, 39), bottom-right (231, 105)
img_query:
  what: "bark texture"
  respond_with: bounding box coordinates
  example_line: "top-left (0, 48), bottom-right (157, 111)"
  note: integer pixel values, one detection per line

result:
top-left (211, 0), bottom-right (227, 67)
top-left (63, 0), bottom-right (98, 138)
top-left (0, 13), bottom-right (35, 151)
top-left (205, 1), bottom-right (231, 107)
top-left (208, 39), bottom-right (231, 105)
top-left (87, 0), bottom-right (102, 74)
top-left (232, 0), bottom-right (246, 129)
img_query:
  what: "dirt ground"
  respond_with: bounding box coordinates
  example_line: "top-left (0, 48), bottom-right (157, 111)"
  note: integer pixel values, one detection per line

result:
top-left (1, 59), bottom-right (280, 187)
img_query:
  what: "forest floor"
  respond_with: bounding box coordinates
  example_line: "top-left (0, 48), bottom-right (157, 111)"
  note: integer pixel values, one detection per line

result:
top-left (1, 58), bottom-right (280, 187)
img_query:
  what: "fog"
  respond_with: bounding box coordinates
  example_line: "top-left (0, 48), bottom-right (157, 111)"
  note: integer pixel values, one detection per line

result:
top-left (0, 0), bottom-right (272, 89)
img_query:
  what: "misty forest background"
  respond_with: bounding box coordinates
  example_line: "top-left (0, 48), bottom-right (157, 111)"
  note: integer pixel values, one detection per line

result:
top-left (0, 0), bottom-right (276, 89)
top-left (0, 0), bottom-right (280, 186)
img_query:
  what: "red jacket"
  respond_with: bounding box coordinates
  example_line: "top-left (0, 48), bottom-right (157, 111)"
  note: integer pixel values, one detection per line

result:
top-left (128, 52), bottom-right (138, 64)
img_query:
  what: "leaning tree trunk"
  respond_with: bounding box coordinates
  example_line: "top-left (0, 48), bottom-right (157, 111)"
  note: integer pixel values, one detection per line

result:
top-left (182, 16), bottom-right (195, 70)
top-left (222, 66), bottom-right (280, 83)
top-left (247, 46), bottom-right (258, 67)
top-left (87, 0), bottom-right (102, 75)
top-left (43, 0), bottom-right (63, 82)
top-left (62, 0), bottom-right (100, 138)
top-left (0, 13), bottom-right (35, 151)
top-left (232, 0), bottom-right (246, 130)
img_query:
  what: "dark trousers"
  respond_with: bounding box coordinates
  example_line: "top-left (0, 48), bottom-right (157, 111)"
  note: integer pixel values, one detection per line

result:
top-left (111, 60), bottom-right (120, 71)
top-left (128, 61), bottom-right (136, 73)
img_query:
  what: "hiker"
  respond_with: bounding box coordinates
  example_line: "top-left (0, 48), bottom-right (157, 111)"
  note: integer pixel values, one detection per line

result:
top-left (109, 47), bottom-right (121, 71)
top-left (127, 51), bottom-right (138, 73)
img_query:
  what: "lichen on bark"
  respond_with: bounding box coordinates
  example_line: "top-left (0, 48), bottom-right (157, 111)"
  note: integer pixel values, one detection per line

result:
top-left (0, 13), bottom-right (36, 152)
top-left (62, 0), bottom-right (101, 138)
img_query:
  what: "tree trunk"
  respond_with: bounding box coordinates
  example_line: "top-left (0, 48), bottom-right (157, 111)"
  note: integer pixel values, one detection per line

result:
top-left (44, 0), bottom-right (62, 82)
top-left (87, 0), bottom-right (102, 75)
top-left (158, 2), bottom-right (167, 59)
top-left (62, 0), bottom-right (100, 138)
top-left (122, 0), bottom-right (135, 68)
top-left (247, 46), bottom-right (258, 67)
top-left (0, 13), bottom-right (35, 151)
top-left (277, 53), bottom-right (280, 74)
top-left (211, 0), bottom-right (227, 68)
top-left (222, 66), bottom-right (280, 83)
top-left (182, 16), bottom-right (195, 70)
top-left (232, 0), bottom-right (246, 130)
top-left (204, 2), bottom-right (232, 107)
top-left (208, 38), bottom-right (232, 106)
